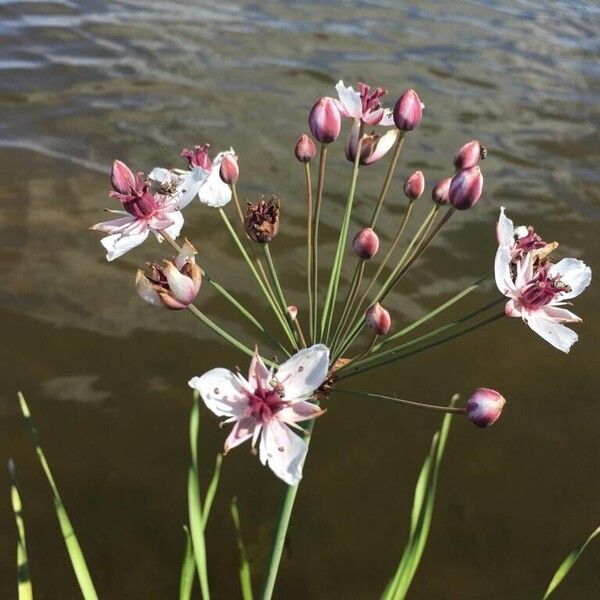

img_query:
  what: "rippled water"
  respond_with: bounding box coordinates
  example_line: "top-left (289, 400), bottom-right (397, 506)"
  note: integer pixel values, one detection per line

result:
top-left (1, 1), bottom-right (599, 598)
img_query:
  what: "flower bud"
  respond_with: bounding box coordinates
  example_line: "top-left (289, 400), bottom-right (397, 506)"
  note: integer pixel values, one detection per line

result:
top-left (393, 89), bottom-right (424, 131)
top-left (366, 303), bottom-right (391, 336)
top-left (294, 134), bottom-right (316, 163)
top-left (431, 177), bottom-right (452, 205)
top-left (136, 240), bottom-right (202, 310)
top-left (466, 388), bottom-right (506, 428)
top-left (352, 227), bottom-right (379, 260)
top-left (181, 145), bottom-right (212, 170)
top-left (403, 170), bottom-right (425, 200)
top-left (111, 160), bottom-right (136, 194)
top-left (453, 140), bottom-right (487, 170)
top-left (287, 305), bottom-right (298, 321)
top-left (308, 97), bottom-right (341, 144)
top-left (219, 153), bottom-right (239, 185)
top-left (244, 195), bottom-right (280, 243)
top-left (449, 165), bottom-right (483, 210)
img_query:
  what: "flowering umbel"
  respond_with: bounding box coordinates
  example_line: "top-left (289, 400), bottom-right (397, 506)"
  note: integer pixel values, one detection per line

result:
top-left (244, 196), bottom-right (281, 243)
top-left (189, 345), bottom-right (329, 485)
top-left (136, 240), bottom-right (201, 310)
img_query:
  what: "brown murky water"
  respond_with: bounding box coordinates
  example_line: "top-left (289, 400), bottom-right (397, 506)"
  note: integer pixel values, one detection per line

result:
top-left (1, 1), bottom-right (599, 598)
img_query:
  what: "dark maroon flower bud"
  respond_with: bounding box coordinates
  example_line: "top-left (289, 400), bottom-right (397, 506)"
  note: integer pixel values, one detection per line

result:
top-left (219, 153), bottom-right (239, 185)
top-left (449, 166), bottom-right (483, 210)
top-left (466, 388), bottom-right (506, 428)
top-left (366, 303), bottom-right (391, 336)
top-left (403, 170), bottom-right (425, 200)
top-left (431, 177), bottom-right (452, 205)
top-left (308, 97), bottom-right (341, 144)
top-left (393, 89), bottom-right (424, 131)
top-left (244, 195), bottom-right (280, 243)
top-left (453, 140), bottom-right (487, 170)
top-left (294, 134), bottom-right (316, 163)
top-left (352, 227), bottom-right (380, 260)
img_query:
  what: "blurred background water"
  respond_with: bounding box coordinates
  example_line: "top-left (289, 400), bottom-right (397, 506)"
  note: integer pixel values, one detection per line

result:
top-left (0, 0), bottom-right (599, 597)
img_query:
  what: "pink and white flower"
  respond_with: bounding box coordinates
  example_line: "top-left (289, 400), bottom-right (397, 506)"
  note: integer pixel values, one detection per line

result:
top-left (495, 240), bottom-right (591, 353)
top-left (91, 160), bottom-right (185, 261)
top-left (335, 80), bottom-right (394, 126)
top-left (148, 144), bottom-right (234, 209)
top-left (496, 206), bottom-right (556, 262)
top-left (189, 344), bottom-right (329, 485)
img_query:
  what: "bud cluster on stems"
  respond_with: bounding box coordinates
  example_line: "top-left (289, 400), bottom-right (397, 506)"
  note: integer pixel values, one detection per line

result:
top-left (308, 97), bottom-right (341, 144)
top-left (295, 134), bottom-right (316, 163)
top-left (403, 170), bottom-right (425, 200)
top-left (466, 388), bottom-right (506, 428)
top-left (366, 302), bottom-right (391, 336)
top-left (352, 227), bottom-right (379, 260)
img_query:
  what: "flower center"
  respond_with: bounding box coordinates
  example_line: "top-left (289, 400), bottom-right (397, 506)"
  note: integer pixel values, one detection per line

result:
top-left (124, 190), bottom-right (159, 218)
top-left (245, 387), bottom-right (286, 422)
top-left (520, 267), bottom-right (570, 309)
top-left (358, 82), bottom-right (387, 115)
top-left (513, 226), bottom-right (546, 259)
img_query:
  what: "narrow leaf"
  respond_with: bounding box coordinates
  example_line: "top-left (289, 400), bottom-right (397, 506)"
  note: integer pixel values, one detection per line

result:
top-left (231, 497), bottom-right (254, 600)
top-left (8, 459), bottom-right (33, 600)
top-left (543, 526), bottom-right (600, 599)
top-left (18, 392), bottom-right (98, 600)
top-left (179, 526), bottom-right (195, 600)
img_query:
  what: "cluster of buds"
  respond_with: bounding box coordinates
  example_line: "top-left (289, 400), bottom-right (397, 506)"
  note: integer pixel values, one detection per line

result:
top-left (244, 195), bottom-right (281, 243)
top-left (448, 140), bottom-right (485, 210)
top-left (136, 241), bottom-right (202, 310)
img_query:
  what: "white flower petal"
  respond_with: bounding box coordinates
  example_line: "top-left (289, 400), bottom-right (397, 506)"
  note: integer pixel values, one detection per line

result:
top-left (275, 344), bottom-right (329, 401)
top-left (248, 350), bottom-right (271, 391)
top-left (378, 109), bottom-right (395, 127)
top-left (189, 368), bottom-right (248, 417)
top-left (364, 129), bottom-right (398, 164)
top-left (163, 262), bottom-right (196, 304)
top-left (278, 401), bottom-right (323, 425)
top-left (101, 229), bottom-right (149, 261)
top-left (198, 154), bottom-right (232, 207)
top-left (159, 210), bottom-right (184, 240)
top-left (224, 417), bottom-right (257, 453)
top-left (148, 167), bottom-right (173, 185)
top-left (548, 258), bottom-right (592, 301)
top-left (542, 305), bottom-right (581, 323)
top-left (91, 215), bottom-right (136, 233)
top-left (335, 80), bottom-right (362, 119)
top-left (496, 207), bottom-right (515, 247)
top-left (177, 167), bottom-right (207, 209)
top-left (494, 246), bottom-right (515, 296)
top-left (259, 419), bottom-right (307, 485)
top-left (135, 270), bottom-right (162, 307)
top-left (526, 312), bottom-right (579, 353)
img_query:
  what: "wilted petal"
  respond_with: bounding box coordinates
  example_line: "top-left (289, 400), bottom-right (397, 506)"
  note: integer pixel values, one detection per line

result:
top-left (363, 129), bottom-right (398, 164)
top-left (224, 417), bottom-right (257, 453)
top-left (275, 344), bottom-right (329, 401)
top-left (101, 229), bottom-right (149, 261)
top-left (163, 261), bottom-right (197, 304)
top-left (526, 313), bottom-right (578, 353)
top-left (189, 368), bottom-right (248, 417)
top-left (259, 419), bottom-right (307, 485)
top-left (548, 258), bottom-right (592, 301)
top-left (135, 270), bottom-right (162, 307)
top-left (174, 239), bottom-right (197, 270)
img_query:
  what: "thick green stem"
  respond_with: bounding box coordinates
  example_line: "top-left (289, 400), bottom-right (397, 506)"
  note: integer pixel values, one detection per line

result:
top-left (320, 123), bottom-right (364, 342)
top-left (312, 144), bottom-right (328, 341)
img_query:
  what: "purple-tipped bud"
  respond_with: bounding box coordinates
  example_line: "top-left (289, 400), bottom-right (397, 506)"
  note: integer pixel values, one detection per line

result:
top-left (431, 177), bottom-right (452, 205)
top-left (449, 165), bottom-right (484, 210)
top-left (219, 153), bottom-right (239, 185)
top-left (366, 303), bottom-right (391, 336)
top-left (453, 140), bottom-right (487, 170)
top-left (393, 89), bottom-right (423, 131)
top-left (294, 134), bottom-right (316, 163)
top-left (308, 97), bottom-right (341, 144)
top-left (111, 160), bottom-right (136, 194)
top-left (466, 388), bottom-right (506, 428)
top-left (352, 227), bottom-right (379, 260)
top-left (403, 170), bottom-right (425, 200)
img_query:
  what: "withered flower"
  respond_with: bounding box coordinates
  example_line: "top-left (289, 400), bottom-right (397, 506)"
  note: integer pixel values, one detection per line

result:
top-left (244, 195), bottom-right (281, 244)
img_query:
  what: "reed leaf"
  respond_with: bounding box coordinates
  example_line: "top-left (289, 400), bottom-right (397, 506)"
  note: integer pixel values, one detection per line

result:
top-left (18, 392), bottom-right (99, 600)
top-left (543, 526), bottom-right (600, 599)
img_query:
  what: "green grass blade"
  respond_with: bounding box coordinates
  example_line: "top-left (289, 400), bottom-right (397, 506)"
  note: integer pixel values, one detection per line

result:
top-left (543, 526), bottom-right (600, 599)
top-left (231, 497), bottom-right (254, 600)
top-left (179, 526), bottom-right (195, 600)
top-left (203, 453), bottom-right (223, 528)
top-left (18, 392), bottom-right (98, 600)
top-left (8, 459), bottom-right (33, 600)
top-left (383, 394), bottom-right (458, 600)
top-left (188, 392), bottom-right (211, 599)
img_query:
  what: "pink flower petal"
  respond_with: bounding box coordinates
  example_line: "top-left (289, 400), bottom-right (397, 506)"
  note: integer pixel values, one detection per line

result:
top-left (259, 419), bottom-right (307, 485)
top-left (275, 344), bottom-right (329, 401)
top-left (189, 368), bottom-right (249, 418)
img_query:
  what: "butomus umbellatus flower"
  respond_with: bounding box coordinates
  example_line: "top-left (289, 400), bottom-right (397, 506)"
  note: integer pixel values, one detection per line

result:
top-left (335, 80), bottom-right (394, 126)
top-left (136, 240), bottom-right (201, 310)
top-left (189, 345), bottom-right (330, 485)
